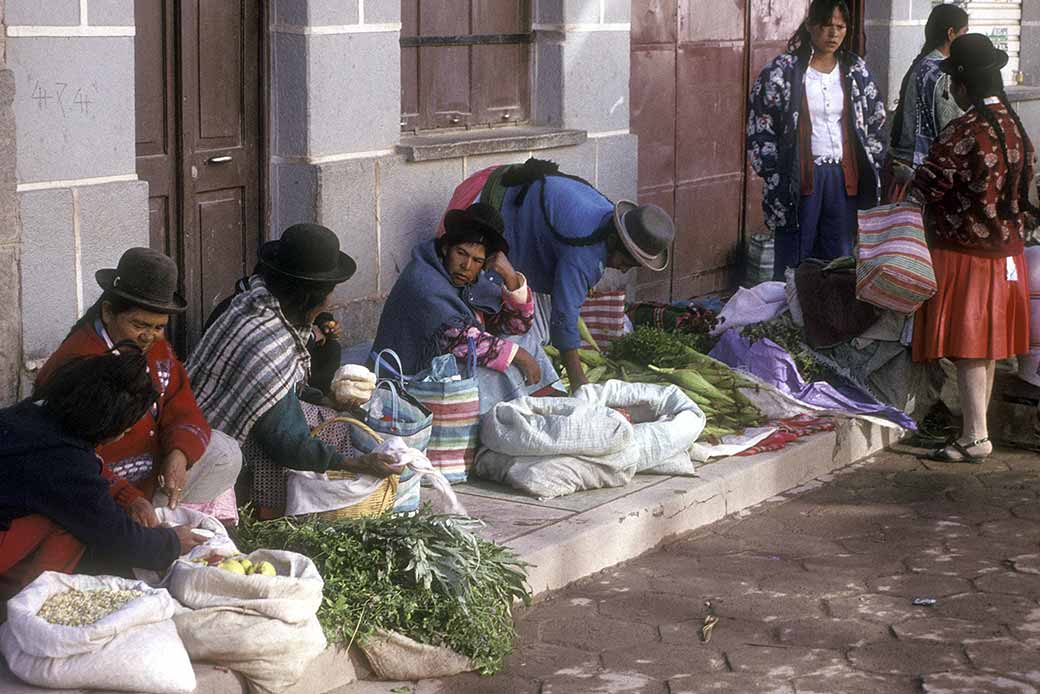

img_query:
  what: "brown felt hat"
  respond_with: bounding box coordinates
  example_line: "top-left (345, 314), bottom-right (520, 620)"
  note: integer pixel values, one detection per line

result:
top-left (95, 248), bottom-right (187, 313)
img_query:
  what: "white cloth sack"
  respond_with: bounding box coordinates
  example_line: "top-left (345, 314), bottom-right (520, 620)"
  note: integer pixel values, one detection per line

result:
top-left (167, 549), bottom-right (327, 694)
top-left (134, 506), bottom-right (239, 585)
top-left (710, 281), bottom-right (788, 336)
top-left (0, 572), bottom-right (195, 694)
top-left (476, 382), bottom-right (704, 498)
top-left (285, 438), bottom-right (466, 516)
top-left (573, 381), bottom-right (705, 475)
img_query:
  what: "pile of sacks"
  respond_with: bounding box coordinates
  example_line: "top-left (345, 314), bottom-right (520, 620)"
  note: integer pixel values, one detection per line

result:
top-left (1, 507), bottom-right (327, 694)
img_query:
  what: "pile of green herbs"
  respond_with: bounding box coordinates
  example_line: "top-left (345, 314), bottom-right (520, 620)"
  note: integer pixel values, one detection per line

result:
top-left (740, 314), bottom-right (826, 382)
top-left (609, 326), bottom-right (717, 368)
top-left (235, 507), bottom-right (531, 675)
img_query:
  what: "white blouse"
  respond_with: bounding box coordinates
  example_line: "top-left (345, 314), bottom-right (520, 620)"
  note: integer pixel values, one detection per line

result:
top-left (804, 65), bottom-right (845, 162)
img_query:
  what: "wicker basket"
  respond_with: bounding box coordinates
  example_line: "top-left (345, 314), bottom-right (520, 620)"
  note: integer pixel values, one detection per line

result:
top-left (310, 416), bottom-right (399, 521)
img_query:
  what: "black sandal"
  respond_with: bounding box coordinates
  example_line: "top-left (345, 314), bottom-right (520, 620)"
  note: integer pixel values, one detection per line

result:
top-left (921, 438), bottom-right (990, 464)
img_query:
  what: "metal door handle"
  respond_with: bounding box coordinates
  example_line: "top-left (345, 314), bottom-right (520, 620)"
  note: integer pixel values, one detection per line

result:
top-left (208, 155), bottom-right (233, 164)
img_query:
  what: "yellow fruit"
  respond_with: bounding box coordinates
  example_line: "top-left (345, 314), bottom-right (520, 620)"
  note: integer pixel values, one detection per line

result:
top-left (253, 561), bottom-right (277, 577)
top-left (236, 558), bottom-right (253, 573)
top-left (218, 559), bottom-right (246, 575)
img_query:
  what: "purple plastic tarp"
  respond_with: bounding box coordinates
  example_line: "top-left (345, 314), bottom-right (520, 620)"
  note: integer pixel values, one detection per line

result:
top-left (709, 329), bottom-right (917, 430)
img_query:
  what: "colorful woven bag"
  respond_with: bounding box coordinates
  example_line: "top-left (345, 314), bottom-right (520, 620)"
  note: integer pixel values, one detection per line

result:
top-left (855, 203), bottom-right (937, 314)
top-left (579, 291), bottom-right (627, 350)
top-left (406, 341), bottom-right (481, 484)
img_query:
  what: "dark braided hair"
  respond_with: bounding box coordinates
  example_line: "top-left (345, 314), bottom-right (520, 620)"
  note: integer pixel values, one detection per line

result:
top-left (958, 68), bottom-right (1040, 219)
top-left (788, 0), bottom-right (853, 60)
top-left (890, 4), bottom-right (969, 147)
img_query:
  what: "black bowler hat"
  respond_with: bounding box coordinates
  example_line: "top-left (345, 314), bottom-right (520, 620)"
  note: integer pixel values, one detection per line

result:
top-left (612, 201), bottom-right (675, 272)
top-left (95, 248), bottom-right (187, 313)
top-left (442, 202), bottom-right (509, 255)
top-left (940, 33), bottom-right (1009, 78)
top-left (258, 223), bottom-right (357, 283)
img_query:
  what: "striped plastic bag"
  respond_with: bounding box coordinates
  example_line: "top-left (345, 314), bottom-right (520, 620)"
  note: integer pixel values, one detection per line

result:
top-left (579, 291), bottom-right (627, 350)
top-left (856, 203), bottom-right (937, 314)
top-left (406, 342), bottom-right (481, 484)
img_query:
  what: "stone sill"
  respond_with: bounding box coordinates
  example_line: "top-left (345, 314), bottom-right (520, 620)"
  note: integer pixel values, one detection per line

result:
top-left (397, 126), bottom-right (587, 162)
top-left (1007, 86), bottom-right (1040, 103)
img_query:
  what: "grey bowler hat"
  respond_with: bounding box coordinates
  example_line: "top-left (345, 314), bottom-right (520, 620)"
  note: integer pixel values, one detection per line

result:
top-left (613, 201), bottom-right (674, 272)
top-left (95, 247), bottom-right (187, 313)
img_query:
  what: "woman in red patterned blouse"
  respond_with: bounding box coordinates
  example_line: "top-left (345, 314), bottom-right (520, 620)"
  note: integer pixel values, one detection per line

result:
top-left (911, 34), bottom-right (1039, 463)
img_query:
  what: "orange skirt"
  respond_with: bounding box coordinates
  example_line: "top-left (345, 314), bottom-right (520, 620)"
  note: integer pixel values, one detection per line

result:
top-left (913, 248), bottom-right (1030, 362)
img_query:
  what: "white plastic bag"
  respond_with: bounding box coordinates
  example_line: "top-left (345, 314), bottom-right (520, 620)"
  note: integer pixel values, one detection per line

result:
top-left (167, 549), bottom-right (327, 694)
top-left (134, 506), bottom-right (239, 585)
top-left (285, 438), bottom-right (466, 516)
top-left (0, 572), bottom-right (195, 694)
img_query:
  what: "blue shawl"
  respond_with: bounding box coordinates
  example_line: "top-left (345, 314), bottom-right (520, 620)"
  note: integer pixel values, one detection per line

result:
top-left (372, 239), bottom-right (502, 375)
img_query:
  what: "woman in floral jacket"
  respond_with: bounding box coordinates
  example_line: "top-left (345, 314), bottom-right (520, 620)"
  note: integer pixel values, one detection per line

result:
top-left (747, 0), bottom-right (886, 280)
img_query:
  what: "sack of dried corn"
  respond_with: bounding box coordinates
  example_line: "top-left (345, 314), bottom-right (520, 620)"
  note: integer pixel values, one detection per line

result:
top-left (0, 572), bottom-right (195, 693)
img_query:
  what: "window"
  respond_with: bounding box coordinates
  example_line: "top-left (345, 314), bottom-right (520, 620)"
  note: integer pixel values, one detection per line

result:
top-left (400, 1), bottom-right (531, 132)
top-left (955, 0), bottom-right (1023, 85)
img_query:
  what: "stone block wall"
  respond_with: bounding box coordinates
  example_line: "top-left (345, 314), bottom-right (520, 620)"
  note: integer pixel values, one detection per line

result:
top-left (4, 0), bottom-right (147, 370)
top-left (0, 0), bottom-right (23, 405)
top-left (269, 0), bottom-right (638, 343)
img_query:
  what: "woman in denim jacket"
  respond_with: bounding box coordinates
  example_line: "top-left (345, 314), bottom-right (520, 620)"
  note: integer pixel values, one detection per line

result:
top-left (747, 0), bottom-right (886, 280)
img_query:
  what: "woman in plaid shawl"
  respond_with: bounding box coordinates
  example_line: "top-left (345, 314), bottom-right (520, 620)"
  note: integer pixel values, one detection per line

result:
top-left (188, 224), bottom-right (396, 516)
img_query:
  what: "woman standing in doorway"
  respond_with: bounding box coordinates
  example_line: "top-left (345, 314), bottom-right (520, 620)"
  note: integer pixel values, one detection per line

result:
top-left (912, 34), bottom-right (1039, 463)
top-left (884, 3), bottom-right (970, 201)
top-left (747, 0), bottom-right (886, 280)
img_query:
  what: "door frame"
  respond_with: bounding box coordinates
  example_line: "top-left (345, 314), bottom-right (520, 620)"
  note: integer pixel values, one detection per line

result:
top-left (161, 1), bottom-right (269, 355)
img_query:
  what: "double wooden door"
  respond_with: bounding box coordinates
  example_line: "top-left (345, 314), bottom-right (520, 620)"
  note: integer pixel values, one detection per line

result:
top-left (135, 0), bottom-right (262, 353)
top-left (630, 0), bottom-right (866, 301)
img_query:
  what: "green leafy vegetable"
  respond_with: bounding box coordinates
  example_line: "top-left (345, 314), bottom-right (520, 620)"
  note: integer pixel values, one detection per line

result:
top-left (234, 508), bottom-right (532, 675)
top-left (740, 314), bottom-right (825, 382)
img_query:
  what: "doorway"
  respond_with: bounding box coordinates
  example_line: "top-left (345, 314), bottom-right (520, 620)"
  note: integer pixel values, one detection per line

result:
top-left (134, 0), bottom-right (263, 353)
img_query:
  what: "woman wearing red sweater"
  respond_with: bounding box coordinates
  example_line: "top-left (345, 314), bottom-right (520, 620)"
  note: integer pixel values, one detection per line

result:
top-left (35, 248), bottom-right (242, 525)
top-left (912, 34), bottom-right (1039, 463)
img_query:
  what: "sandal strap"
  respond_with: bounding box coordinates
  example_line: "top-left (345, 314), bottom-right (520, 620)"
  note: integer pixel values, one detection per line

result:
top-left (948, 439), bottom-right (976, 459)
top-left (959, 437), bottom-right (990, 449)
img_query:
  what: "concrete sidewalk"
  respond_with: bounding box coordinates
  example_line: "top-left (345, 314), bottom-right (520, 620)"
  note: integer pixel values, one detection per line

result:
top-left (0, 416), bottom-right (903, 694)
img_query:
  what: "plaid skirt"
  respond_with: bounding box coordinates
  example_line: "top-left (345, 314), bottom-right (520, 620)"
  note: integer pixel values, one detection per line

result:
top-left (241, 401), bottom-right (355, 516)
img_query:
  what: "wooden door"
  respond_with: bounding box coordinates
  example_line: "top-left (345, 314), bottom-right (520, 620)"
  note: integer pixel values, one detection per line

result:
top-left (135, 0), bottom-right (262, 352)
top-left (134, 0), bottom-right (178, 266)
top-left (631, 0), bottom-right (810, 301)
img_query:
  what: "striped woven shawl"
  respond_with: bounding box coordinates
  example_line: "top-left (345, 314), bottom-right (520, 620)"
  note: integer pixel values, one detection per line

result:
top-left (186, 276), bottom-right (312, 443)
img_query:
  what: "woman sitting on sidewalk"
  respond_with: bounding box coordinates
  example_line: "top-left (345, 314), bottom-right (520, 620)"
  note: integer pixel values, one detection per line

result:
top-left (188, 224), bottom-right (397, 517)
top-left (1, 350), bottom-right (202, 605)
top-left (912, 34), bottom-right (1039, 463)
top-left (36, 248), bottom-right (242, 525)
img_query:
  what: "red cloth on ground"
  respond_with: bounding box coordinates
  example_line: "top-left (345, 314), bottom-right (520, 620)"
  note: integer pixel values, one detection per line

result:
top-left (736, 415), bottom-right (836, 457)
top-left (0, 515), bottom-right (85, 602)
top-left (36, 324), bottom-right (212, 501)
top-left (913, 248), bottom-right (1031, 362)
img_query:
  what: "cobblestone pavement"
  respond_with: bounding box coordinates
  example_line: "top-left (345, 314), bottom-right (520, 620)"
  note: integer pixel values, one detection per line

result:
top-left (355, 446), bottom-right (1040, 694)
